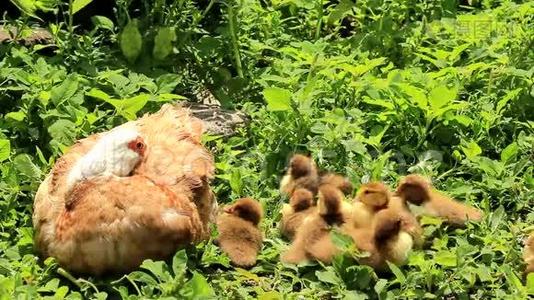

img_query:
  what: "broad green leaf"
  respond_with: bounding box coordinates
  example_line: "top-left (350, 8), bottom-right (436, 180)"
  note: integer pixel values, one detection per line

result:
top-left (263, 87), bottom-right (292, 111)
top-left (342, 292), bottom-right (368, 300)
top-left (117, 94), bottom-right (150, 120)
top-left (414, 53), bottom-right (444, 68)
top-left (71, 0), bottom-right (93, 14)
top-left (140, 259), bottom-right (171, 282)
top-left (153, 27), bottom-right (176, 60)
top-left (0, 139), bottom-right (11, 162)
top-left (86, 88), bottom-right (111, 102)
top-left (387, 261), bottom-right (406, 284)
top-left (341, 139), bottom-right (367, 155)
top-left (496, 88), bottom-right (522, 114)
top-left (450, 115), bottom-right (473, 127)
top-left (489, 206), bottom-right (505, 228)
top-left (310, 122), bottom-right (327, 134)
top-left (48, 119), bottom-right (77, 145)
top-left (182, 272), bottom-right (215, 298)
top-left (38, 91), bottom-right (51, 106)
top-left (91, 91), bottom-right (149, 120)
top-left (54, 286), bottom-right (69, 298)
top-left (476, 265), bottom-right (493, 283)
top-left (434, 251), bottom-right (457, 267)
top-left (5, 111), bottom-right (25, 121)
top-left (374, 278), bottom-right (388, 295)
top-left (156, 73), bottom-right (182, 93)
top-left (316, 268), bottom-right (341, 285)
top-left (234, 268), bottom-right (261, 283)
top-left (155, 93), bottom-right (186, 102)
top-left (10, 0), bottom-right (58, 17)
top-left (354, 267), bottom-right (372, 290)
top-left (13, 154), bottom-right (42, 179)
top-left (419, 215), bottom-right (443, 226)
top-left (474, 156), bottom-right (504, 177)
top-left (501, 142), bottom-right (518, 162)
top-left (461, 140), bottom-right (482, 160)
top-left (91, 16), bottom-right (114, 31)
top-left (126, 271), bottom-right (158, 285)
top-left (341, 58), bottom-right (387, 77)
top-left (449, 43), bottom-right (471, 62)
top-left (258, 291), bottom-right (282, 300)
top-left (362, 97), bottom-right (395, 110)
top-left (51, 75), bottom-right (79, 106)
top-left (370, 151), bottom-right (391, 181)
top-left (327, 0), bottom-right (356, 25)
top-left (527, 273), bottom-right (534, 294)
top-left (366, 125), bottom-right (389, 148)
top-left (37, 278), bottom-right (60, 292)
top-left (428, 85), bottom-right (457, 111)
top-left (330, 230), bottom-right (354, 251)
top-left (399, 84), bottom-right (428, 109)
top-left (366, 88), bottom-right (380, 99)
top-left (35, 146), bottom-right (47, 165)
top-left (503, 265), bottom-right (524, 291)
top-left (120, 19), bottom-right (143, 63)
top-left (10, 0), bottom-right (39, 17)
top-left (172, 250), bottom-right (188, 278)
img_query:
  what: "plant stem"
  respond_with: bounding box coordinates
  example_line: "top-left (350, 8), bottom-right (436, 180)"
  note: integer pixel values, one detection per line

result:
top-left (228, 3), bottom-right (244, 78)
top-left (57, 267), bottom-right (83, 290)
top-left (68, 0), bottom-right (74, 38)
top-left (201, 0), bottom-right (217, 20)
top-left (315, 0), bottom-right (323, 40)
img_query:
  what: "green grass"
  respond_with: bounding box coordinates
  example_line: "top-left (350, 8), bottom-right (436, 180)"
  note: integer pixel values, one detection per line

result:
top-left (0, 0), bottom-right (533, 299)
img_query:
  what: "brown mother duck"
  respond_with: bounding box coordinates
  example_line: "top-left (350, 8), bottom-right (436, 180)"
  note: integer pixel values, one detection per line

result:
top-left (32, 104), bottom-right (216, 275)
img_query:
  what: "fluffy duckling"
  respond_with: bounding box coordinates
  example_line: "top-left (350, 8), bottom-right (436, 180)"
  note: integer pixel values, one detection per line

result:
top-left (396, 174), bottom-right (483, 226)
top-left (524, 232), bottom-right (534, 275)
top-left (216, 198), bottom-right (263, 268)
top-left (282, 184), bottom-right (346, 264)
top-left (319, 173), bottom-right (353, 195)
top-left (280, 154), bottom-right (320, 196)
top-left (348, 208), bottom-right (414, 271)
top-left (372, 208), bottom-right (414, 268)
top-left (350, 182), bottom-right (423, 248)
top-left (351, 182), bottom-right (391, 228)
top-left (280, 188), bottom-right (317, 240)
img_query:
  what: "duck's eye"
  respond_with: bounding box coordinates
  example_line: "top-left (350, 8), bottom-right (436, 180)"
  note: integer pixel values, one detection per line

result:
top-left (136, 142), bottom-right (144, 149)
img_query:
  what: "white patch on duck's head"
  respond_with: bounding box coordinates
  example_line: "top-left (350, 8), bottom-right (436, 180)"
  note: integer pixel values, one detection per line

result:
top-left (66, 127), bottom-right (146, 192)
top-left (89, 127), bottom-right (146, 175)
top-left (102, 127), bottom-right (145, 154)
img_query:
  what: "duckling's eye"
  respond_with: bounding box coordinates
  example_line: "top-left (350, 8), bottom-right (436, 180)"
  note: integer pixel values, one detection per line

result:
top-left (364, 190), bottom-right (371, 194)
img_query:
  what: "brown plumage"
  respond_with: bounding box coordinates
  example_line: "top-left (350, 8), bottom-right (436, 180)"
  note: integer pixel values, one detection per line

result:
top-left (280, 188), bottom-right (317, 240)
top-left (352, 182), bottom-right (391, 229)
top-left (347, 208), bottom-right (415, 271)
top-left (524, 232), bottom-right (534, 275)
top-left (216, 198), bottom-right (263, 268)
top-left (319, 173), bottom-right (353, 195)
top-left (282, 184), bottom-right (346, 264)
top-left (33, 105), bottom-right (215, 275)
top-left (396, 174), bottom-right (483, 226)
top-left (280, 154), bottom-right (320, 196)
top-left (350, 182), bottom-right (423, 248)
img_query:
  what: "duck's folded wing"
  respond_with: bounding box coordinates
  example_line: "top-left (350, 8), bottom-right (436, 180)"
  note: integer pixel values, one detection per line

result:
top-left (34, 175), bottom-right (202, 275)
top-left (134, 104), bottom-right (216, 231)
